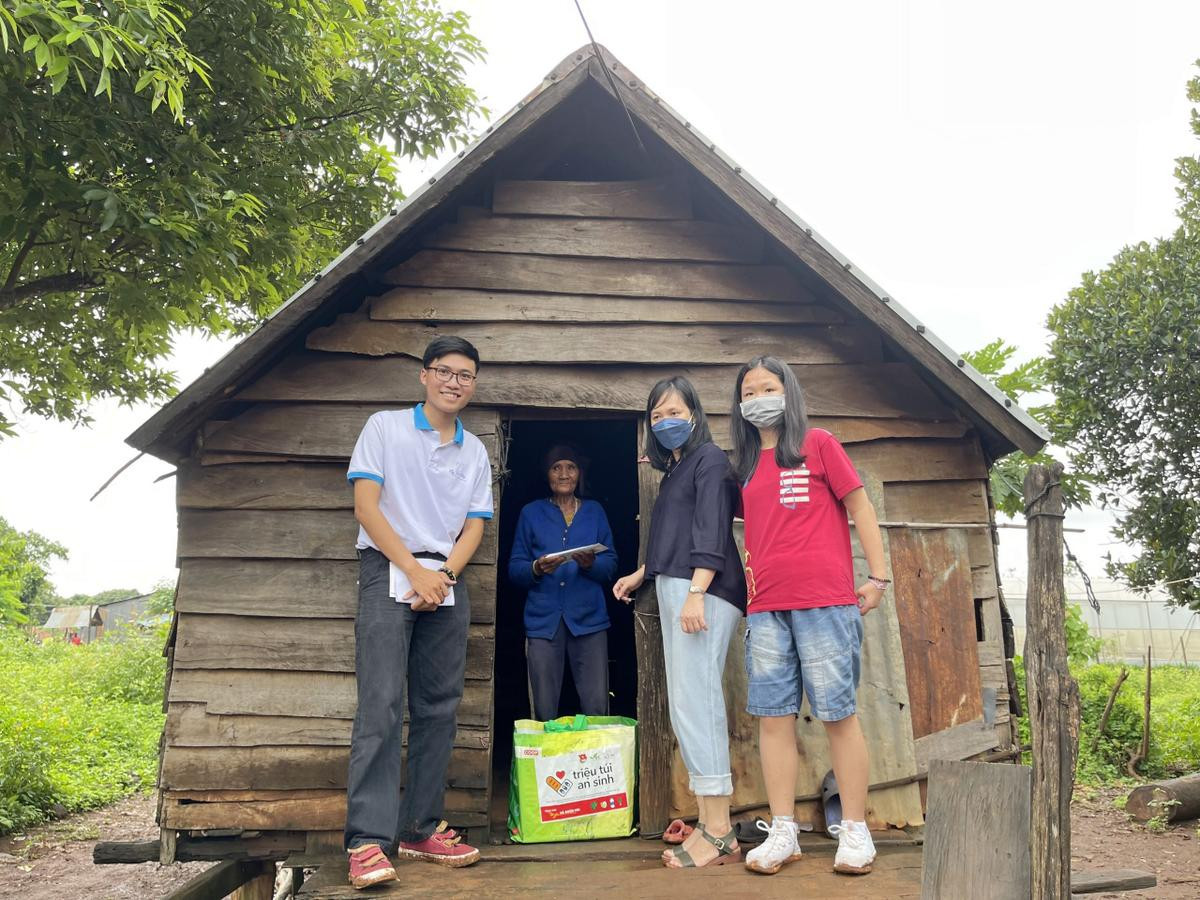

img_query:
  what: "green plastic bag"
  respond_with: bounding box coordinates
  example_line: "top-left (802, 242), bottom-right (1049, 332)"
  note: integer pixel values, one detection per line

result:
top-left (508, 715), bottom-right (637, 843)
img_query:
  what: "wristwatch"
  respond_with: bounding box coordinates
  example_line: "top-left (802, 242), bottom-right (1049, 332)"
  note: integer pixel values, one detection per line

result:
top-left (687, 585), bottom-right (704, 595)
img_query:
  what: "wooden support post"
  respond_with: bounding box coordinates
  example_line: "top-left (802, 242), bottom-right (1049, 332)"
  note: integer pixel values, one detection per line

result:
top-left (1023, 463), bottom-right (1081, 900)
top-left (634, 457), bottom-right (672, 838)
top-left (164, 859), bottom-right (272, 900)
top-left (159, 827), bottom-right (177, 865)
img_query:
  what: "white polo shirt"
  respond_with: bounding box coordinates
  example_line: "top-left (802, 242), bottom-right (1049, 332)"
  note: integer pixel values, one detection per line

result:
top-left (347, 404), bottom-right (494, 557)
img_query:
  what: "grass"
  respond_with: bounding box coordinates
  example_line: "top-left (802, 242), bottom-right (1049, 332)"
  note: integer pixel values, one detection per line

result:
top-left (1014, 656), bottom-right (1200, 786)
top-left (0, 624), bottom-right (166, 834)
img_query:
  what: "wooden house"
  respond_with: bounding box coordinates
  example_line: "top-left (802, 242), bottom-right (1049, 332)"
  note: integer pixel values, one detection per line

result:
top-left (127, 45), bottom-right (1047, 856)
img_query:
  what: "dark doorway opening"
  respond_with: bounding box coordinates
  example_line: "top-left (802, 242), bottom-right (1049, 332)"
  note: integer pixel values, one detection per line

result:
top-left (489, 417), bottom-right (640, 835)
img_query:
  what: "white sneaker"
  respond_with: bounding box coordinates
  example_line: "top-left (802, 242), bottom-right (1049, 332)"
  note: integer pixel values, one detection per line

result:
top-left (830, 820), bottom-right (875, 874)
top-left (744, 817), bottom-right (802, 875)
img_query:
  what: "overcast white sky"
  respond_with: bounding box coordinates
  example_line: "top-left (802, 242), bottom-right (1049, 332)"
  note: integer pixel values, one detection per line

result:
top-left (2, 0), bottom-right (1197, 599)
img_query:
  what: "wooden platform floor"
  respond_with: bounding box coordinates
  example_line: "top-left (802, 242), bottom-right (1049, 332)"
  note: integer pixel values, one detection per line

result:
top-left (296, 843), bottom-right (923, 899)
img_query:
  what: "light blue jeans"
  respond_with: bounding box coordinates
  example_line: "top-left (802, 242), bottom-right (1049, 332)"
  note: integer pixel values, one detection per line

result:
top-left (656, 575), bottom-right (741, 796)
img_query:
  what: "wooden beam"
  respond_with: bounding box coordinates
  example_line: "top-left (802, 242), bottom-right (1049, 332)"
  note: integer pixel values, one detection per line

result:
top-left (634, 459), bottom-right (672, 837)
top-left (1069, 869), bottom-right (1157, 894)
top-left (172, 613), bottom-right (495, 679)
top-left (369, 287), bottom-right (835, 324)
top-left (383, 249), bottom-right (806, 302)
top-left (913, 718), bottom-right (1000, 775)
top-left (492, 175), bottom-right (692, 219)
top-left (94, 832), bottom-right (306, 865)
top-left (423, 214), bottom-right (764, 262)
top-left (237, 353), bottom-right (956, 421)
top-left (163, 859), bottom-right (273, 900)
top-left (168, 668), bottom-right (493, 726)
top-left (306, 316), bottom-right (880, 365)
top-left (178, 508), bottom-right (498, 565)
top-left (1023, 462), bottom-right (1080, 900)
top-left (176, 557), bottom-right (495, 623)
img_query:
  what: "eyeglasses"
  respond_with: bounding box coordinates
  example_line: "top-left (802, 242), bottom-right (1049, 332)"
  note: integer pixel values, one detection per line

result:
top-left (425, 365), bottom-right (477, 386)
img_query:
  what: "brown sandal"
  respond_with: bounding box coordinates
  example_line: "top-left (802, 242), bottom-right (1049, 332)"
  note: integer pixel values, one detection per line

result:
top-left (663, 826), bottom-right (741, 868)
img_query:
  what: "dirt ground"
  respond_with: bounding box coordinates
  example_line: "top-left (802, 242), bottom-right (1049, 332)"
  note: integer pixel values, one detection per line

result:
top-left (0, 786), bottom-right (1196, 899)
top-left (0, 794), bottom-right (207, 900)
top-left (1071, 785), bottom-right (1200, 898)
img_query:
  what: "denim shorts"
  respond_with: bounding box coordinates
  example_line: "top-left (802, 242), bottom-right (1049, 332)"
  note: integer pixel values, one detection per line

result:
top-left (745, 604), bottom-right (863, 721)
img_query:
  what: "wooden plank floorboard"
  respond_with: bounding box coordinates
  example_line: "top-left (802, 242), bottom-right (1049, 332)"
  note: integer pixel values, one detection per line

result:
top-left (297, 846), bottom-right (924, 898)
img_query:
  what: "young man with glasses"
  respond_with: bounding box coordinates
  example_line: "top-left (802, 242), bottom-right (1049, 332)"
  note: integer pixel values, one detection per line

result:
top-left (343, 336), bottom-right (493, 888)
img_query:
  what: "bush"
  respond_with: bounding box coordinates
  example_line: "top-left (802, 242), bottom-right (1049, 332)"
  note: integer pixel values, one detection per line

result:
top-left (0, 625), bottom-right (166, 833)
top-left (1013, 654), bottom-right (1200, 785)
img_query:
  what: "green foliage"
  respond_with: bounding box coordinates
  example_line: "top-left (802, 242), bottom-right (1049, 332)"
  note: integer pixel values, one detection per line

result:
top-left (1046, 63), bottom-right (1200, 610)
top-left (0, 623), bottom-right (166, 833)
top-left (0, 516), bottom-right (66, 625)
top-left (0, 0), bottom-right (485, 434)
top-left (963, 339), bottom-right (1092, 516)
top-left (143, 578), bottom-right (174, 617)
top-left (1013, 656), bottom-right (1200, 785)
top-left (1064, 603), bottom-right (1102, 666)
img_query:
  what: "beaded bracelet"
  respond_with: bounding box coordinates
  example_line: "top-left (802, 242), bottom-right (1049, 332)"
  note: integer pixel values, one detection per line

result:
top-left (867, 575), bottom-right (891, 590)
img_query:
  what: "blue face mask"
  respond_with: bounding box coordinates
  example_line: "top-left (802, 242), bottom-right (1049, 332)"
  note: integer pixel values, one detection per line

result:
top-left (652, 417), bottom-right (693, 451)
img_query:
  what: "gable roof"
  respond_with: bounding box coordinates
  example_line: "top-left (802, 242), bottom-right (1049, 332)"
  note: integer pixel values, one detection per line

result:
top-left (129, 44), bottom-right (1048, 461)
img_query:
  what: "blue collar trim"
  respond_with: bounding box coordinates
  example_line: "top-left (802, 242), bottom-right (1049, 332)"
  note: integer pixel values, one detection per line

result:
top-left (414, 403), bottom-right (464, 445)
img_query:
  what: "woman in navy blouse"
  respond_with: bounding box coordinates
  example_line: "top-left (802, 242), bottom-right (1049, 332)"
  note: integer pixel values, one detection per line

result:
top-left (508, 445), bottom-right (618, 720)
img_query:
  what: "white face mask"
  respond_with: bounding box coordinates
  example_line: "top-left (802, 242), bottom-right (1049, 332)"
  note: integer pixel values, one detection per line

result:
top-left (740, 394), bottom-right (785, 428)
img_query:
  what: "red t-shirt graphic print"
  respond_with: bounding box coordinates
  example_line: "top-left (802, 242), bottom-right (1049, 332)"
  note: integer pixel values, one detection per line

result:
top-left (742, 428), bottom-right (863, 612)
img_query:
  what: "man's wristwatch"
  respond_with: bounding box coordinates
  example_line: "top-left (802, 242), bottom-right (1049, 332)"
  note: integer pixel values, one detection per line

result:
top-left (439, 565), bottom-right (458, 581)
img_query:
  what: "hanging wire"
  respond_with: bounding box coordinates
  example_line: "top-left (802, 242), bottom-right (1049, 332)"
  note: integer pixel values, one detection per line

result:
top-left (572, 0), bottom-right (651, 163)
top-left (1064, 537), bottom-right (1101, 615)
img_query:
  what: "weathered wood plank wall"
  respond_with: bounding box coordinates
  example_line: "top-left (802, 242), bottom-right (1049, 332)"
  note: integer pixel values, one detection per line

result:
top-left (162, 173), bottom-right (1010, 836)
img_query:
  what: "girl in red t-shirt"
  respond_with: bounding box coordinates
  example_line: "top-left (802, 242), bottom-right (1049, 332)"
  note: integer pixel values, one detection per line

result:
top-left (731, 356), bottom-right (890, 878)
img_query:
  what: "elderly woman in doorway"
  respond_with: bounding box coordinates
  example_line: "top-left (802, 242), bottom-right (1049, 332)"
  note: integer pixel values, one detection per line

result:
top-left (508, 444), bottom-right (618, 722)
top-left (613, 376), bottom-right (747, 869)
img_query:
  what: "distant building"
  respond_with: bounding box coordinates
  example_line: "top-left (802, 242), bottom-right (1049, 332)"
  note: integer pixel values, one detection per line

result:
top-left (42, 605), bottom-right (104, 644)
top-left (1003, 574), bottom-right (1199, 666)
top-left (98, 592), bottom-right (154, 629)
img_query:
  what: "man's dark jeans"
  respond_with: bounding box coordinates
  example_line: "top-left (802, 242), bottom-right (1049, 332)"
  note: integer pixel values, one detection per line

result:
top-left (343, 547), bottom-right (469, 851)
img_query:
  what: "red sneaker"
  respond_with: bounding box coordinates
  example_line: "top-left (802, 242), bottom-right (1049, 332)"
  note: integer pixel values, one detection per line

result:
top-left (347, 843), bottom-right (397, 889)
top-left (397, 821), bottom-right (480, 868)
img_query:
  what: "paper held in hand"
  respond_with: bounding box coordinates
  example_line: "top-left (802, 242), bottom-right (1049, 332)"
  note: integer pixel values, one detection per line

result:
top-left (390, 558), bottom-right (455, 606)
top-left (541, 543), bottom-right (607, 562)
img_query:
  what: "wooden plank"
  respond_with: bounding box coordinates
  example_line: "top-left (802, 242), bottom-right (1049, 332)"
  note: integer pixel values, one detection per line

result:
top-left (238, 353), bottom-right (956, 421)
top-left (1069, 869), bottom-right (1157, 894)
top-left (172, 613), bottom-right (495, 680)
top-left (383, 249), bottom-right (806, 302)
top-left (166, 702), bottom-right (490, 750)
top-left (847, 439), bottom-right (988, 484)
top-left (163, 859), bottom-right (267, 900)
top-left (161, 745), bottom-right (489, 791)
top-left (890, 528), bottom-right (984, 738)
top-left (492, 175), bottom-right (692, 219)
top-left (202, 405), bottom-right (498, 458)
top-left (369, 287), bottom-right (837, 323)
top-left (176, 558), bottom-right (496, 624)
top-left (168, 669), bottom-right (492, 726)
top-left (922, 759), bottom-right (1031, 899)
top-left (882, 480), bottom-right (989, 525)
top-left (913, 718), bottom-right (1000, 775)
top-left (423, 215), bottom-right (764, 262)
top-left (161, 789), bottom-right (487, 831)
top-left (306, 316), bottom-right (880, 365)
top-left (178, 508), bottom-right (498, 566)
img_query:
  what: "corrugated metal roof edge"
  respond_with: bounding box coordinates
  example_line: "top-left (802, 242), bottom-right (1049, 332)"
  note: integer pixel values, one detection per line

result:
top-left (128, 43), bottom-right (1047, 460)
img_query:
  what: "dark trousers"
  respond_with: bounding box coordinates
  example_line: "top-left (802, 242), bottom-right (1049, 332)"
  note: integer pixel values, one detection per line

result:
top-left (344, 547), bottom-right (469, 851)
top-left (526, 620), bottom-right (609, 721)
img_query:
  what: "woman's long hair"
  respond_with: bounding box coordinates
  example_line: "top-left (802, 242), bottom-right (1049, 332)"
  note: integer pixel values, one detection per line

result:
top-left (730, 356), bottom-right (809, 483)
top-left (643, 376), bottom-right (713, 472)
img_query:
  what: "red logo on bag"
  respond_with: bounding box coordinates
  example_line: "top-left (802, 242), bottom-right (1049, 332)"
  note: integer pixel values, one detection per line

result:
top-left (555, 770), bottom-right (565, 779)
top-left (578, 754), bottom-right (588, 762)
